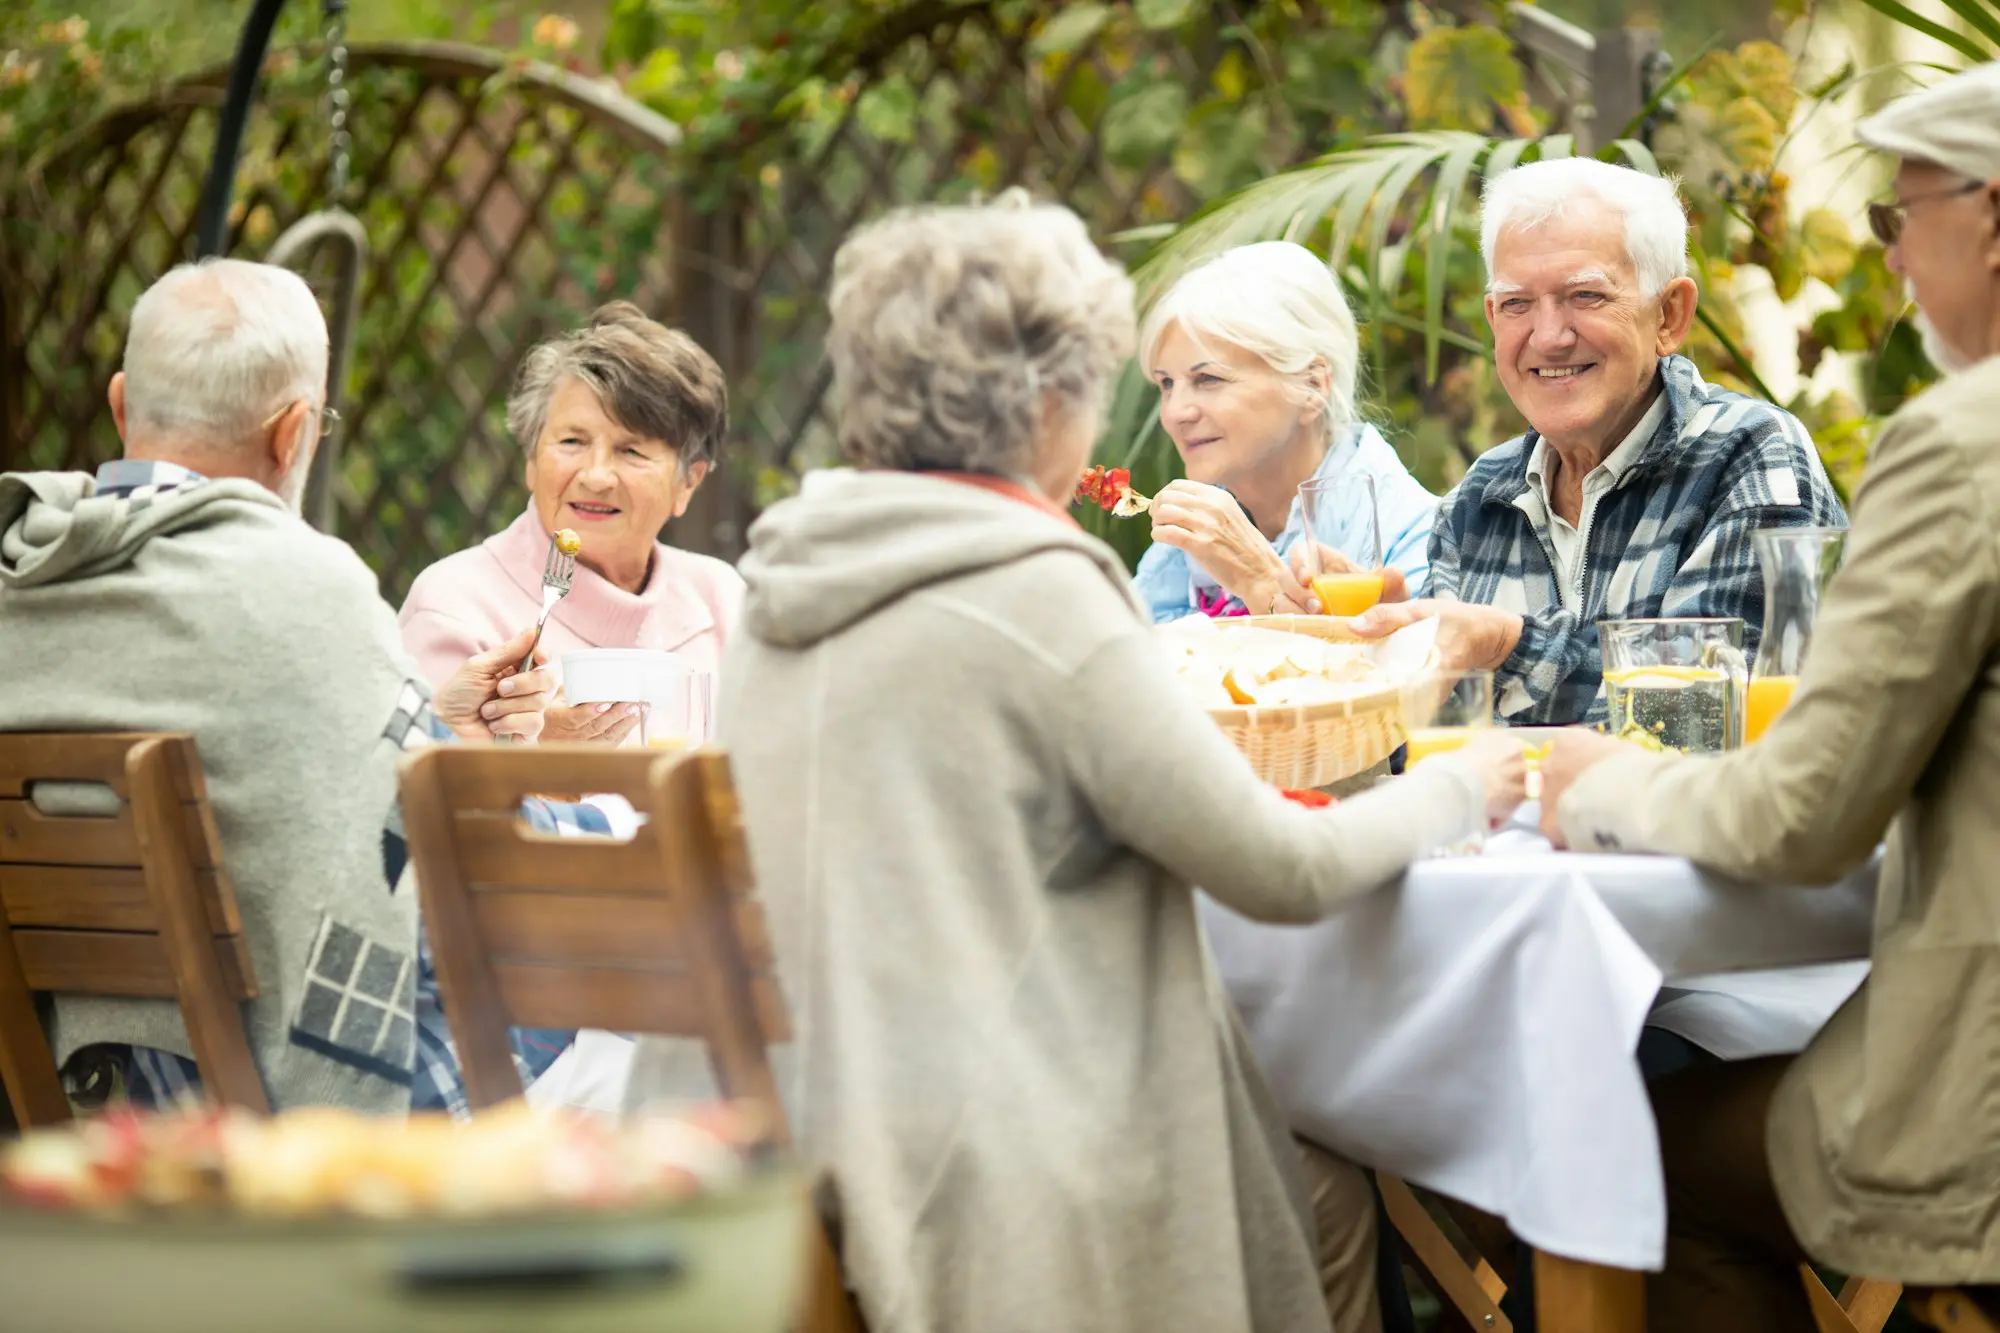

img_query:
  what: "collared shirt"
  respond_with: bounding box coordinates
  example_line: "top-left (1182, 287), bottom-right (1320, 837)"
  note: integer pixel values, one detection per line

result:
top-left (1133, 422), bottom-right (1440, 622)
top-left (91, 457), bottom-right (208, 499)
top-left (1428, 356), bottom-right (1849, 725)
top-left (1521, 392), bottom-right (1667, 611)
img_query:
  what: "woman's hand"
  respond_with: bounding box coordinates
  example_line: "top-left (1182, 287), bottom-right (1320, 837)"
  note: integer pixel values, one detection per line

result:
top-left (541, 698), bottom-right (645, 746)
top-left (1284, 542), bottom-right (1410, 608)
top-left (1149, 480), bottom-right (1302, 613)
top-left (1453, 729), bottom-right (1530, 827)
top-left (432, 625), bottom-right (558, 743)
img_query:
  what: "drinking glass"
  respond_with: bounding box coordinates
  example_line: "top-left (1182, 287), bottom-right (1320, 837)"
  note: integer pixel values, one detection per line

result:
top-left (1747, 527), bottom-right (1845, 742)
top-left (1297, 473), bottom-right (1384, 616)
top-left (641, 670), bottom-right (713, 751)
top-left (1598, 618), bottom-right (1747, 752)
top-left (1400, 669), bottom-right (1496, 765)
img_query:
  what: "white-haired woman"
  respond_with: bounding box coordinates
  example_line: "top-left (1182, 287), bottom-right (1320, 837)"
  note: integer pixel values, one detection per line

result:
top-left (1134, 241), bottom-right (1438, 622)
top-left (635, 196), bottom-right (1526, 1333)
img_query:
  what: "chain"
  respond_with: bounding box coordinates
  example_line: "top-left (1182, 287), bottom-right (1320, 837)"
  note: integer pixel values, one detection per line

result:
top-left (323, 3), bottom-right (351, 203)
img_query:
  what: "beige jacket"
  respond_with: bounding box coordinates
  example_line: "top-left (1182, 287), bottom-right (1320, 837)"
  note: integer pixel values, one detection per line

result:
top-left (1556, 356), bottom-right (2000, 1280)
top-left (684, 469), bottom-right (1487, 1333)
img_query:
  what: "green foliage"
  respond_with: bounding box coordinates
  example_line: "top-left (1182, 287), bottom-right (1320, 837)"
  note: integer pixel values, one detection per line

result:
top-left (1402, 27), bottom-right (1526, 134)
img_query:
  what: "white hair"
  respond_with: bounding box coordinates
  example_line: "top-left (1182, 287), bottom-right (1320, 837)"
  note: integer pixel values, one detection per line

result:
top-left (1139, 240), bottom-right (1359, 435)
top-left (1479, 158), bottom-right (1689, 299)
top-left (121, 258), bottom-right (329, 449)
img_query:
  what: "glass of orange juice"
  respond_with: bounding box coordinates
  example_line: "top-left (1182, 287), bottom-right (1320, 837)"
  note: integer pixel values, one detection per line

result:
top-left (1400, 669), bottom-right (1496, 766)
top-left (1297, 473), bottom-right (1385, 617)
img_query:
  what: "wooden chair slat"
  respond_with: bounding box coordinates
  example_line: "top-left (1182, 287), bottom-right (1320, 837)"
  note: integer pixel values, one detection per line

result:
top-left (16, 927), bottom-right (254, 999)
top-left (0, 797), bottom-right (217, 870)
top-left (455, 822), bottom-right (667, 892)
top-left (0, 733), bottom-right (209, 803)
top-left (1378, 1175), bottom-right (1512, 1333)
top-left (439, 747), bottom-right (660, 811)
top-left (473, 885), bottom-right (776, 973)
top-left (0, 796), bottom-right (142, 866)
top-left (492, 959), bottom-right (788, 1041)
top-left (0, 863), bottom-right (240, 935)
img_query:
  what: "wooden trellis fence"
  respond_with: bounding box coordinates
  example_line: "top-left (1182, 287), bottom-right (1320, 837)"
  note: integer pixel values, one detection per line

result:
top-left (1, 2), bottom-right (1620, 594)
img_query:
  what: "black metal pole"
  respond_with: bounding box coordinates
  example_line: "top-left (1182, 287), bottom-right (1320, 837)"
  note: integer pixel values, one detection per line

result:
top-left (194, 0), bottom-right (292, 258)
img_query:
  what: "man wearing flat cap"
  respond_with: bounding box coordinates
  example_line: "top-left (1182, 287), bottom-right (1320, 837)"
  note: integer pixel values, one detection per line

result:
top-left (1534, 63), bottom-right (2000, 1331)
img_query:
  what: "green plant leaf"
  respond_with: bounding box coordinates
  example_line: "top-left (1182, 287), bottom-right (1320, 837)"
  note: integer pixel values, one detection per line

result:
top-left (1403, 26), bottom-right (1523, 133)
top-left (1798, 207), bottom-right (1859, 286)
top-left (1028, 3), bottom-right (1112, 60)
top-left (1935, 0), bottom-right (2000, 50)
top-left (1136, 0), bottom-right (1204, 32)
top-left (1845, 0), bottom-right (1992, 62)
top-left (1103, 82), bottom-right (1191, 169)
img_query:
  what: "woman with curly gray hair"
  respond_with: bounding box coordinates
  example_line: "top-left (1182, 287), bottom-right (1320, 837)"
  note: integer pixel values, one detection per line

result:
top-left (661, 196), bottom-right (1523, 1333)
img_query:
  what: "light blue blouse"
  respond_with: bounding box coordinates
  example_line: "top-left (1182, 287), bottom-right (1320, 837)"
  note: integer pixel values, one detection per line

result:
top-left (1132, 423), bottom-right (1439, 624)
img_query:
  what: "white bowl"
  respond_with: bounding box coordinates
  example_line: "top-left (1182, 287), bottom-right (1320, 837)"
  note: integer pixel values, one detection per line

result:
top-left (560, 649), bottom-right (691, 707)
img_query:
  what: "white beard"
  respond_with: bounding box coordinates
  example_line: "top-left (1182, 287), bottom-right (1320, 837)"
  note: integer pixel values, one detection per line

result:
top-left (1908, 281), bottom-right (1976, 376)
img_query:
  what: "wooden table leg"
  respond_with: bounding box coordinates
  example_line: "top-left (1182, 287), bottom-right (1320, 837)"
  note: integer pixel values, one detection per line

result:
top-left (1535, 1250), bottom-right (1646, 1333)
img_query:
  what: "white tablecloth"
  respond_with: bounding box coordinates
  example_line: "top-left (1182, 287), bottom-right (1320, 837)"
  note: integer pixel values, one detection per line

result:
top-left (1198, 818), bottom-right (1876, 1271)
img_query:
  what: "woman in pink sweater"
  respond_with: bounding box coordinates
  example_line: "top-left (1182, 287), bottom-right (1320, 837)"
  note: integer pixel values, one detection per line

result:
top-left (400, 303), bottom-right (743, 743)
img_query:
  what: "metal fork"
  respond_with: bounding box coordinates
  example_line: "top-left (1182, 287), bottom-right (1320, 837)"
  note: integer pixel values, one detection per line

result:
top-left (518, 535), bottom-right (577, 673)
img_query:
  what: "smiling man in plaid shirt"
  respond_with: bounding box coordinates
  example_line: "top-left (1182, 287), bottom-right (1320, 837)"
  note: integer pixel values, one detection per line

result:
top-left (1355, 159), bottom-right (1845, 723)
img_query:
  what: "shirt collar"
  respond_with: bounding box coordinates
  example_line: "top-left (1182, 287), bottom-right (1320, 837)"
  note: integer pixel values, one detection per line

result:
top-left (93, 458), bottom-right (207, 497)
top-left (1523, 388), bottom-right (1667, 494)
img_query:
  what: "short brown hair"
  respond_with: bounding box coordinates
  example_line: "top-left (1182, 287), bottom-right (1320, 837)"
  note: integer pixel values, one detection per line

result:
top-left (506, 302), bottom-right (728, 468)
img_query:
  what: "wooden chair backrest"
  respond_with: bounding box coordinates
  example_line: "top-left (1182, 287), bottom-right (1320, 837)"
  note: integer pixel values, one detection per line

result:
top-left (398, 744), bottom-right (789, 1123)
top-left (0, 733), bottom-right (267, 1125)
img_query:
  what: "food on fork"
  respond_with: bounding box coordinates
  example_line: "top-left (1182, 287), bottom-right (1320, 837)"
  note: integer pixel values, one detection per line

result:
top-left (554, 527), bottom-right (583, 556)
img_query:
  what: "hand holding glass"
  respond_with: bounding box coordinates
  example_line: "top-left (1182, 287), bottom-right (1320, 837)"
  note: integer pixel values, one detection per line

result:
top-left (1297, 474), bottom-right (1384, 617)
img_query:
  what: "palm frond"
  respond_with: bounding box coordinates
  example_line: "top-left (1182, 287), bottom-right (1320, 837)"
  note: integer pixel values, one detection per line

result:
top-left (1847, 0), bottom-right (1994, 62)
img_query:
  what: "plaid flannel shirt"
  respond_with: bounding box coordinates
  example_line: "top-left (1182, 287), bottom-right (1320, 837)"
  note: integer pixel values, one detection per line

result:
top-left (1432, 356), bottom-right (1848, 725)
top-left (87, 458), bottom-right (608, 1117)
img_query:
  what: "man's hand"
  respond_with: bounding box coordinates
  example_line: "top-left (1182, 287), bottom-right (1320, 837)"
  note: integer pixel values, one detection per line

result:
top-left (1348, 599), bottom-right (1523, 671)
top-left (1536, 729), bottom-right (1639, 846)
top-left (431, 625), bottom-right (558, 743)
top-left (1149, 480), bottom-right (1300, 613)
top-left (541, 699), bottom-right (644, 746)
top-left (1284, 542), bottom-right (1410, 607)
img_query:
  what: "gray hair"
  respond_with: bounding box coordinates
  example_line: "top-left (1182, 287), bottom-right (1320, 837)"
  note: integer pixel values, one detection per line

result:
top-left (507, 302), bottom-right (729, 470)
top-left (121, 259), bottom-right (328, 447)
top-left (827, 194), bottom-right (1135, 475)
top-left (1480, 158), bottom-right (1689, 299)
top-left (1139, 241), bottom-right (1359, 436)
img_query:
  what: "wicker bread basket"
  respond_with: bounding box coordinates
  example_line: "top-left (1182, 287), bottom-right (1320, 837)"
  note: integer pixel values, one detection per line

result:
top-left (1202, 615), bottom-right (1409, 788)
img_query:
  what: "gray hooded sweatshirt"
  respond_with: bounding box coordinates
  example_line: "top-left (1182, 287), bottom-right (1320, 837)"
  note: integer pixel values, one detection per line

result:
top-left (629, 469), bottom-right (1485, 1333)
top-left (0, 470), bottom-right (429, 1113)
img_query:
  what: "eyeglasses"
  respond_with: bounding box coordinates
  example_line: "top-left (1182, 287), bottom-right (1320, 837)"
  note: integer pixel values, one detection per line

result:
top-left (260, 400), bottom-right (340, 439)
top-left (1868, 180), bottom-right (1985, 246)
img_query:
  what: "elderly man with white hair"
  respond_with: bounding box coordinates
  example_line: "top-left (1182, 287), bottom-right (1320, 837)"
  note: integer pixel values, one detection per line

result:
top-left (1354, 158), bottom-right (1845, 723)
top-left (1534, 64), bottom-right (2000, 1331)
top-left (0, 258), bottom-right (554, 1114)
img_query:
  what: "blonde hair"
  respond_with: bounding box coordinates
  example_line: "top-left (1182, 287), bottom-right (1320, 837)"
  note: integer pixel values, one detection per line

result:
top-left (1139, 241), bottom-right (1360, 437)
top-left (827, 194), bottom-right (1135, 475)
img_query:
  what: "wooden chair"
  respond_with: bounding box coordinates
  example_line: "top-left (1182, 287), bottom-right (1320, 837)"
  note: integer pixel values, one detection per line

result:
top-left (1378, 1174), bottom-right (1513, 1332)
top-left (0, 732), bottom-right (268, 1126)
top-left (1806, 1272), bottom-right (1902, 1333)
top-left (1909, 1288), bottom-right (2000, 1332)
top-left (398, 742), bottom-right (861, 1333)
